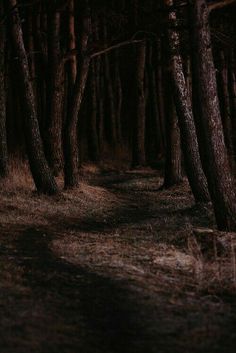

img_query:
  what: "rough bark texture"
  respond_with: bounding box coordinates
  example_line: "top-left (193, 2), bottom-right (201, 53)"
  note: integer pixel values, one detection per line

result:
top-left (190, 0), bottom-right (236, 230)
top-left (8, 0), bottom-right (58, 195)
top-left (132, 41), bottom-right (146, 167)
top-left (0, 2), bottom-right (8, 178)
top-left (165, 0), bottom-right (209, 203)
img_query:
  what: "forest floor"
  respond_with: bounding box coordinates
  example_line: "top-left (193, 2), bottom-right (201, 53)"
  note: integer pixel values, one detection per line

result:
top-left (1, 164), bottom-right (236, 353)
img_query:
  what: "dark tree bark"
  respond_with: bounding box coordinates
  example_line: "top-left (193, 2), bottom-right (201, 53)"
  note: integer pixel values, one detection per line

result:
top-left (46, 6), bottom-right (64, 176)
top-left (8, 0), bottom-right (58, 195)
top-left (0, 2), bottom-right (8, 178)
top-left (190, 0), bottom-right (236, 230)
top-left (64, 0), bottom-right (91, 188)
top-left (165, 0), bottom-right (209, 203)
top-left (132, 41), bottom-right (147, 167)
top-left (68, 0), bottom-right (77, 86)
top-left (163, 85), bottom-right (183, 188)
top-left (228, 49), bottom-right (236, 158)
top-left (115, 50), bottom-right (123, 143)
top-left (103, 20), bottom-right (117, 145)
top-left (97, 59), bottom-right (105, 149)
top-left (35, 2), bottom-right (47, 129)
top-left (88, 61), bottom-right (100, 162)
top-left (217, 50), bottom-right (234, 161)
top-left (156, 39), bottom-right (166, 151)
top-left (147, 43), bottom-right (164, 159)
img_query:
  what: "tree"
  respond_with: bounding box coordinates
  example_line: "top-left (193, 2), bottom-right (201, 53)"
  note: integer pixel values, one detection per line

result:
top-left (64, 0), bottom-right (91, 188)
top-left (164, 0), bottom-right (209, 202)
top-left (132, 41), bottom-right (147, 167)
top-left (8, 0), bottom-right (58, 195)
top-left (190, 0), bottom-right (236, 230)
top-left (46, 3), bottom-right (64, 176)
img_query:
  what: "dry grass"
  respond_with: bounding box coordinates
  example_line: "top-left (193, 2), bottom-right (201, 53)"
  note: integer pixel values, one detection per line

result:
top-left (1, 161), bottom-right (236, 352)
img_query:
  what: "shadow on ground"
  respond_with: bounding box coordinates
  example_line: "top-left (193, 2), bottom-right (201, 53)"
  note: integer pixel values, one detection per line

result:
top-left (1, 228), bottom-right (166, 353)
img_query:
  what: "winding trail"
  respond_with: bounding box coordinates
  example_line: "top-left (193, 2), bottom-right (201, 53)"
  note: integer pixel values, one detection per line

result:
top-left (1, 171), bottom-right (236, 353)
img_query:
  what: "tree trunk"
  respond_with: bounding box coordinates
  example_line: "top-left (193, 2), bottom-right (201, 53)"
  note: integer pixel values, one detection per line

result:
top-left (217, 50), bottom-right (234, 162)
top-left (46, 8), bottom-right (64, 176)
top-left (68, 0), bottom-right (77, 85)
top-left (0, 2), bottom-right (8, 178)
top-left (147, 43), bottom-right (164, 160)
top-left (103, 21), bottom-right (117, 145)
top-left (115, 50), bottom-right (123, 143)
top-left (165, 0), bottom-right (209, 203)
top-left (88, 61), bottom-right (100, 162)
top-left (190, 0), bottom-right (236, 230)
top-left (132, 41), bottom-right (147, 167)
top-left (163, 85), bottom-right (183, 188)
top-left (8, 0), bottom-right (58, 195)
top-left (156, 39), bottom-right (166, 151)
top-left (64, 0), bottom-right (91, 188)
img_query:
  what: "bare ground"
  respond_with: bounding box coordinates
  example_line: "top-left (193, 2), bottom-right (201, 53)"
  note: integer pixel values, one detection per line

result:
top-left (1, 166), bottom-right (236, 353)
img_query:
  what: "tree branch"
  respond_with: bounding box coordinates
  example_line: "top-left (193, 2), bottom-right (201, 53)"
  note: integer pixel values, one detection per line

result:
top-left (90, 39), bottom-right (145, 59)
top-left (208, 0), bottom-right (236, 11)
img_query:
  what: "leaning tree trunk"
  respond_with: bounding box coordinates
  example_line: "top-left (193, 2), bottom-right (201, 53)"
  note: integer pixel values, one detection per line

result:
top-left (8, 0), bottom-right (58, 195)
top-left (165, 0), bottom-right (209, 203)
top-left (64, 0), bottom-right (91, 188)
top-left (190, 0), bottom-right (236, 230)
top-left (132, 41), bottom-right (147, 167)
top-left (0, 2), bottom-right (8, 178)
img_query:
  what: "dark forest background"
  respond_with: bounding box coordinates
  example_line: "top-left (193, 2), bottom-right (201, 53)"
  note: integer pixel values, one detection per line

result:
top-left (1, 0), bottom-right (236, 231)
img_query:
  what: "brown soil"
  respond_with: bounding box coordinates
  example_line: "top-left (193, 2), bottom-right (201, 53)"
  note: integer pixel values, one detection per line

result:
top-left (1, 167), bottom-right (236, 353)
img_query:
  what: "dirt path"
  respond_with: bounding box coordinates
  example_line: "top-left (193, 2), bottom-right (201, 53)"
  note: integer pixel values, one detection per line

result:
top-left (1, 171), bottom-right (236, 353)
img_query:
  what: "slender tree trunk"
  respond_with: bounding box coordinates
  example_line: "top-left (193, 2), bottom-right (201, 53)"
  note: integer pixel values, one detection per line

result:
top-left (156, 39), bottom-right (166, 150)
top-left (0, 2), bottom-right (8, 178)
top-left (103, 21), bottom-right (117, 145)
top-left (132, 41), bottom-right (147, 167)
top-left (8, 0), bottom-right (58, 195)
top-left (64, 0), bottom-right (91, 188)
top-left (115, 50), bottom-right (123, 143)
top-left (88, 61), bottom-right (100, 162)
top-left (165, 0), bottom-right (209, 202)
top-left (147, 43), bottom-right (163, 159)
top-left (163, 85), bottom-right (183, 188)
top-left (46, 8), bottom-right (64, 176)
top-left (190, 0), bottom-right (236, 230)
top-left (68, 0), bottom-right (77, 85)
top-left (35, 2), bottom-right (47, 129)
top-left (218, 50), bottom-right (234, 161)
top-left (97, 59), bottom-right (105, 149)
